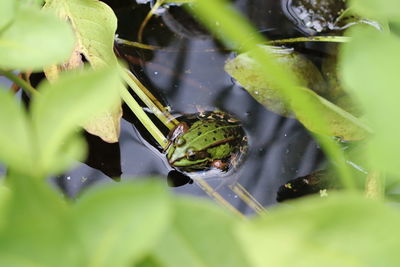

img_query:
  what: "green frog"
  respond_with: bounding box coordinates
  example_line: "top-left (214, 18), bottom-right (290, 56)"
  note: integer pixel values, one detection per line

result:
top-left (165, 111), bottom-right (248, 174)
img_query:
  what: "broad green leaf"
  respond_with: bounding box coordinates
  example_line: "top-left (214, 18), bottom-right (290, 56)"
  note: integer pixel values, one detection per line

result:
top-left (74, 180), bottom-right (170, 267)
top-left (340, 26), bottom-right (400, 176)
top-left (0, 88), bottom-right (33, 175)
top-left (225, 46), bottom-right (370, 140)
top-left (0, 0), bottom-right (16, 30)
top-left (0, 6), bottom-right (75, 71)
top-left (237, 193), bottom-right (400, 267)
top-left (44, 0), bottom-right (118, 67)
top-left (349, 0), bottom-right (400, 22)
top-left (31, 66), bottom-right (121, 176)
top-left (0, 175), bottom-right (81, 267)
top-left (225, 46), bottom-right (327, 116)
top-left (150, 198), bottom-right (251, 267)
top-left (44, 0), bottom-right (122, 142)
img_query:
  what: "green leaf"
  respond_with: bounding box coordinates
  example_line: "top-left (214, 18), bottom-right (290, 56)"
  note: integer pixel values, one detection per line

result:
top-left (0, 0), bottom-right (16, 30)
top-left (236, 193), bottom-right (400, 267)
top-left (0, 183), bottom-right (10, 231)
top-left (74, 180), bottom-right (170, 267)
top-left (31, 66), bottom-right (121, 176)
top-left (340, 26), bottom-right (400, 176)
top-left (44, 0), bottom-right (118, 67)
top-left (0, 175), bottom-right (81, 267)
top-left (225, 46), bottom-right (327, 116)
top-left (150, 198), bottom-right (251, 267)
top-left (0, 88), bottom-right (33, 175)
top-left (0, 5), bottom-right (75, 71)
top-left (349, 0), bottom-right (400, 22)
top-left (43, 0), bottom-right (122, 142)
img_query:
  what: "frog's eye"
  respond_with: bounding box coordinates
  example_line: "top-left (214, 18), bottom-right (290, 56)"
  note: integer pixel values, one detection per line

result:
top-left (186, 149), bottom-right (197, 161)
top-left (175, 137), bottom-right (186, 146)
top-left (186, 148), bottom-right (208, 161)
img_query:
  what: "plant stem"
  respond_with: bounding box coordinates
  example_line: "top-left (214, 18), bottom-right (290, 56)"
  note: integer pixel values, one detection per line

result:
top-left (122, 70), bottom-right (179, 130)
top-left (267, 36), bottom-right (350, 45)
top-left (195, 179), bottom-right (246, 219)
top-left (229, 183), bottom-right (265, 214)
top-left (115, 37), bottom-right (161, 50)
top-left (138, 0), bottom-right (165, 43)
top-left (0, 70), bottom-right (38, 96)
top-left (120, 86), bottom-right (169, 149)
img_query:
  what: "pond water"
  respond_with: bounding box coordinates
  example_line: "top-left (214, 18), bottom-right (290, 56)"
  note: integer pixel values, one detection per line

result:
top-left (55, 0), bottom-right (332, 214)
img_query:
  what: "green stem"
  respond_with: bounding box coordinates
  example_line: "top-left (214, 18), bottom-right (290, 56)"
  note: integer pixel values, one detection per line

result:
top-left (138, 0), bottom-right (166, 42)
top-left (115, 37), bottom-right (161, 50)
top-left (0, 70), bottom-right (38, 96)
top-left (267, 36), bottom-right (350, 45)
top-left (122, 69), bottom-right (179, 130)
top-left (119, 86), bottom-right (169, 149)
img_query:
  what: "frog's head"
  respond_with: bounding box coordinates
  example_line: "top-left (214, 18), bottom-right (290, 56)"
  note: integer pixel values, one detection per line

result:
top-left (166, 140), bottom-right (212, 171)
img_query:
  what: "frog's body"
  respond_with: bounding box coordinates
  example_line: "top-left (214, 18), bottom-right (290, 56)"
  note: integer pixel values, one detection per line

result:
top-left (166, 111), bottom-right (248, 173)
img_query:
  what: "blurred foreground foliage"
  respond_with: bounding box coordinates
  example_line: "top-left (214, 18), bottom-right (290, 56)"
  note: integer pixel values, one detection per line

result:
top-left (1, 0), bottom-right (400, 266)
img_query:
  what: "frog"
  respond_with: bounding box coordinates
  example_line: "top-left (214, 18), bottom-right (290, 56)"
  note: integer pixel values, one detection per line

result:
top-left (165, 111), bottom-right (248, 174)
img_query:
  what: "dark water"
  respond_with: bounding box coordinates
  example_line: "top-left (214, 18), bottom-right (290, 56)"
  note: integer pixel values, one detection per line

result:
top-left (55, 0), bottom-right (328, 213)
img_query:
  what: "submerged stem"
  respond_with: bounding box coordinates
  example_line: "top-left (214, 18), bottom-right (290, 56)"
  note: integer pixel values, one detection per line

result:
top-left (120, 86), bottom-right (169, 149)
top-left (195, 179), bottom-right (246, 218)
top-left (122, 70), bottom-right (179, 130)
top-left (137, 0), bottom-right (165, 43)
top-left (0, 70), bottom-right (38, 96)
top-left (267, 36), bottom-right (350, 45)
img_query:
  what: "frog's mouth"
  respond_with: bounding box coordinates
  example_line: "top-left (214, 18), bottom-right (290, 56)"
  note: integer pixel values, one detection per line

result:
top-left (172, 158), bottom-right (212, 172)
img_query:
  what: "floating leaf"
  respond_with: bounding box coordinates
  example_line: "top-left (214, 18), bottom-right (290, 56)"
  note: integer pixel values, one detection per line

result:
top-left (0, 88), bottom-right (33, 175)
top-left (236, 193), bottom-right (400, 267)
top-left (44, 0), bottom-right (122, 142)
top-left (0, 5), bottom-right (75, 71)
top-left (74, 180), bottom-right (170, 267)
top-left (225, 45), bottom-right (327, 116)
top-left (31, 66), bottom-right (121, 176)
top-left (225, 46), bottom-right (369, 140)
top-left (149, 199), bottom-right (251, 267)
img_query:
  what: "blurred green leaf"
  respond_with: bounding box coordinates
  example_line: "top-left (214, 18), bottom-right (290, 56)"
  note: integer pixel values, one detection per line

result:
top-left (0, 0), bottom-right (16, 30)
top-left (0, 88), bottom-right (33, 175)
top-left (0, 6), bottom-right (75, 71)
top-left (31, 66), bottom-right (121, 176)
top-left (340, 26), bottom-right (400, 176)
top-left (349, 0), bottom-right (400, 22)
top-left (237, 193), bottom-right (400, 267)
top-left (74, 180), bottom-right (170, 267)
top-left (225, 46), bottom-right (327, 116)
top-left (149, 198), bottom-right (251, 267)
top-left (0, 182), bottom-right (10, 231)
top-left (0, 175), bottom-right (80, 267)
top-left (44, 0), bottom-right (122, 142)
